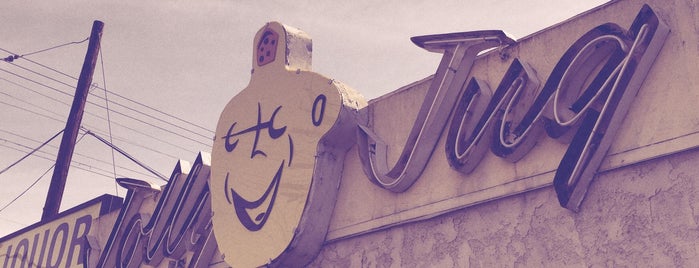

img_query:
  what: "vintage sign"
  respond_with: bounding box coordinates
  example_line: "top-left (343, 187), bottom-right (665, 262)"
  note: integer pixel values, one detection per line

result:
top-left (0, 195), bottom-right (121, 268)
top-left (6, 2), bottom-right (671, 267)
top-left (210, 22), bottom-right (365, 267)
top-left (358, 4), bottom-right (669, 211)
top-left (95, 153), bottom-right (217, 268)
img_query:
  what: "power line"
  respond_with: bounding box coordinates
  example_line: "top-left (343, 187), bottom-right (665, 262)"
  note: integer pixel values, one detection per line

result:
top-left (0, 75), bottom-right (72, 106)
top-left (6, 54), bottom-right (75, 83)
top-left (0, 99), bottom-right (65, 123)
top-left (98, 48), bottom-right (119, 196)
top-left (0, 41), bottom-right (209, 182)
top-left (85, 99), bottom-right (212, 146)
top-left (1, 47), bottom-right (214, 135)
top-left (2, 60), bottom-right (212, 142)
top-left (0, 129), bottom-right (119, 215)
top-left (0, 66), bottom-right (73, 98)
top-left (0, 95), bottom-right (193, 159)
top-left (0, 142), bottom-right (130, 180)
top-left (7, 60), bottom-right (212, 141)
top-left (0, 129), bottom-right (163, 180)
top-left (0, 90), bottom-right (65, 119)
top-left (97, 87), bottom-right (215, 135)
top-left (0, 72), bottom-right (205, 153)
top-left (0, 137), bottom-right (154, 181)
top-left (2, 43), bottom-right (214, 141)
top-left (0, 126), bottom-right (163, 181)
top-left (82, 128), bottom-right (168, 181)
top-left (87, 91), bottom-right (214, 141)
top-left (91, 119), bottom-right (201, 154)
top-left (1, 132), bottom-right (86, 215)
top-left (0, 36), bottom-right (196, 213)
top-left (0, 129), bottom-right (63, 175)
top-left (0, 106), bottom-right (190, 174)
top-left (84, 128), bottom-right (183, 159)
top-left (7, 61), bottom-right (76, 93)
top-left (0, 66), bottom-right (211, 147)
top-left (0, 163), bottom-right (54, 214)
top-left (0, 37), bottom-right (89, 61)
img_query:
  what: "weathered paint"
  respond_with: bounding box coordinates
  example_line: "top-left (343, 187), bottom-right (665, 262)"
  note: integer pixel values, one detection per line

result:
top-left (3, 0), bottom-right (695, 266)
top-left (321, 0), bottom-right (699, 266)
top-left (210, 22), bottom-right (365, 267)
top-left (0, 195), bottom-right (121, 268)
top-left (310, 146), bottom-right (699, 267)
top-left (95, 154), bottom-right (217, 268)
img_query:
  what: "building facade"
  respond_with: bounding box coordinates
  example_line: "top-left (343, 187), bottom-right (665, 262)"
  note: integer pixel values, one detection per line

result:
top-left (308, 0), bottom-right (699, 266)
top-left (2, 0), bottom-right (698, 267)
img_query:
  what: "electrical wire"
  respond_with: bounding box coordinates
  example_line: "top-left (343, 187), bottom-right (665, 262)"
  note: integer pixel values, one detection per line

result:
top-left (1, 46), bottom-right (214, 135)
top-left (0, 99), bottom-right (65, 123)
top-left (2, 43), bottom-right (214, 145)
top-left (0, 66), bottom-right (73, 98)
top-left (0, 36), bottom-right (198, 213)
top-left (0, 129), bottom-right (63, 175)
top-left (1, 37), bottom-right (89, 60)
top-left (0, 38), bottom-right (214, 202)
top-left (0, 130), bottom-right (163, 181)
top-left (98, 49), bottom-right (120, 196)
top-left (102, 88), bottom-right (215, 135)
top-left (85, 128), bottom-right (182, 159)
top-left (0, 163), bottom-right (55, 214)
top-left (0, 129), bottom-right (162, 179)
top-left (82, 127), bottom-right (168, 181)
top-left (0, 131), bottom-right (89, 214)
top-left (86, 91), bottom-right (214, 141)
top-left (0, 90), bottom-right (65, 119)
top-left (2, 62), bottom-right (212, 143)
top-left (0, 138), bottom-right (114, 177)
top-left (1, 73), bottom-right (204, 154)
top-left (7, 60), bottom-right (212, 141)
top-left (85, 99), bottom-right (212, 146)
top-left (1, 66), bottom-right (211, 147)
top-left (0, 94), bottom-right (192, 159)
top-left (0, 142), bottom-right (149, 180)
top-left (0, 75), bottom-right (71, 106)
top-left (7, 61), bottom-right (76, 93)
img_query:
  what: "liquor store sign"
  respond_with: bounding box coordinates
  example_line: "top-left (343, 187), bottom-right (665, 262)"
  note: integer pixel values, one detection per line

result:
top-left (7, 3), bottom-right (669, 268)
top-left (0, 195), bottom-right (120, 268)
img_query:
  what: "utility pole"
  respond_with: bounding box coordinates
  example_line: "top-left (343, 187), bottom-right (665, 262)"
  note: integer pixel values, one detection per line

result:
top-left (42, 20), bottom-right (104, 221)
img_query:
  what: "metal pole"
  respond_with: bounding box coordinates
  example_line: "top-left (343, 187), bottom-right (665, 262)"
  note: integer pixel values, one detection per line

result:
top-left (42, 20), bottom-right (104, 221)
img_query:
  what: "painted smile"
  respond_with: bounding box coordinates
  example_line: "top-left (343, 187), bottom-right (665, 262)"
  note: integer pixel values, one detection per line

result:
top-left (224, 161), bottom-right (284, 231)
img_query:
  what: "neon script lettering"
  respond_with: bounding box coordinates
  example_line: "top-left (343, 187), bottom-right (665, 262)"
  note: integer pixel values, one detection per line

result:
top-left (358, 5), bottom-right (669, 211)
top-left (96, 153), bottom-right (216, 268)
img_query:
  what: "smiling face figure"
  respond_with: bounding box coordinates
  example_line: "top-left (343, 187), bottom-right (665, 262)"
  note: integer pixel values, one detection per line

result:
top-left (210, 22), bottom-right (365, 267)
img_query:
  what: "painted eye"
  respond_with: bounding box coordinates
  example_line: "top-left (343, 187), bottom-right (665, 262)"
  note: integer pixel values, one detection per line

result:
top-left (311, 94), bottom-right (326, 126)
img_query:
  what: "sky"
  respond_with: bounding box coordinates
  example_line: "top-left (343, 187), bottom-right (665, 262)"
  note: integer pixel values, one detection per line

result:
top-left (0, 0), bottom-right (607, 237)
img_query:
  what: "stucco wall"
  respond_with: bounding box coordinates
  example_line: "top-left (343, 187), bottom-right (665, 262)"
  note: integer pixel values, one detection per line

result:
top-left (306, 0), bottom-right (699, 266)
top-left (324, 0), bottom-right (699, 243)
top-left (310, 147), bottom-right (699, 267)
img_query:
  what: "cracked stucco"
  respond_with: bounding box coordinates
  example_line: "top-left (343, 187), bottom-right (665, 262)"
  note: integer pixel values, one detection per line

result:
top-left (309, 147), bottom-right (699, 267)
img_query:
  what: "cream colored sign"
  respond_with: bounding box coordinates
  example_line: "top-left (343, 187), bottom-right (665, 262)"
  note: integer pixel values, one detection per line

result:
top-left (0, 196), bottom-right (114, 268)
top-left (210, 22), bottom-right (364, 267)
